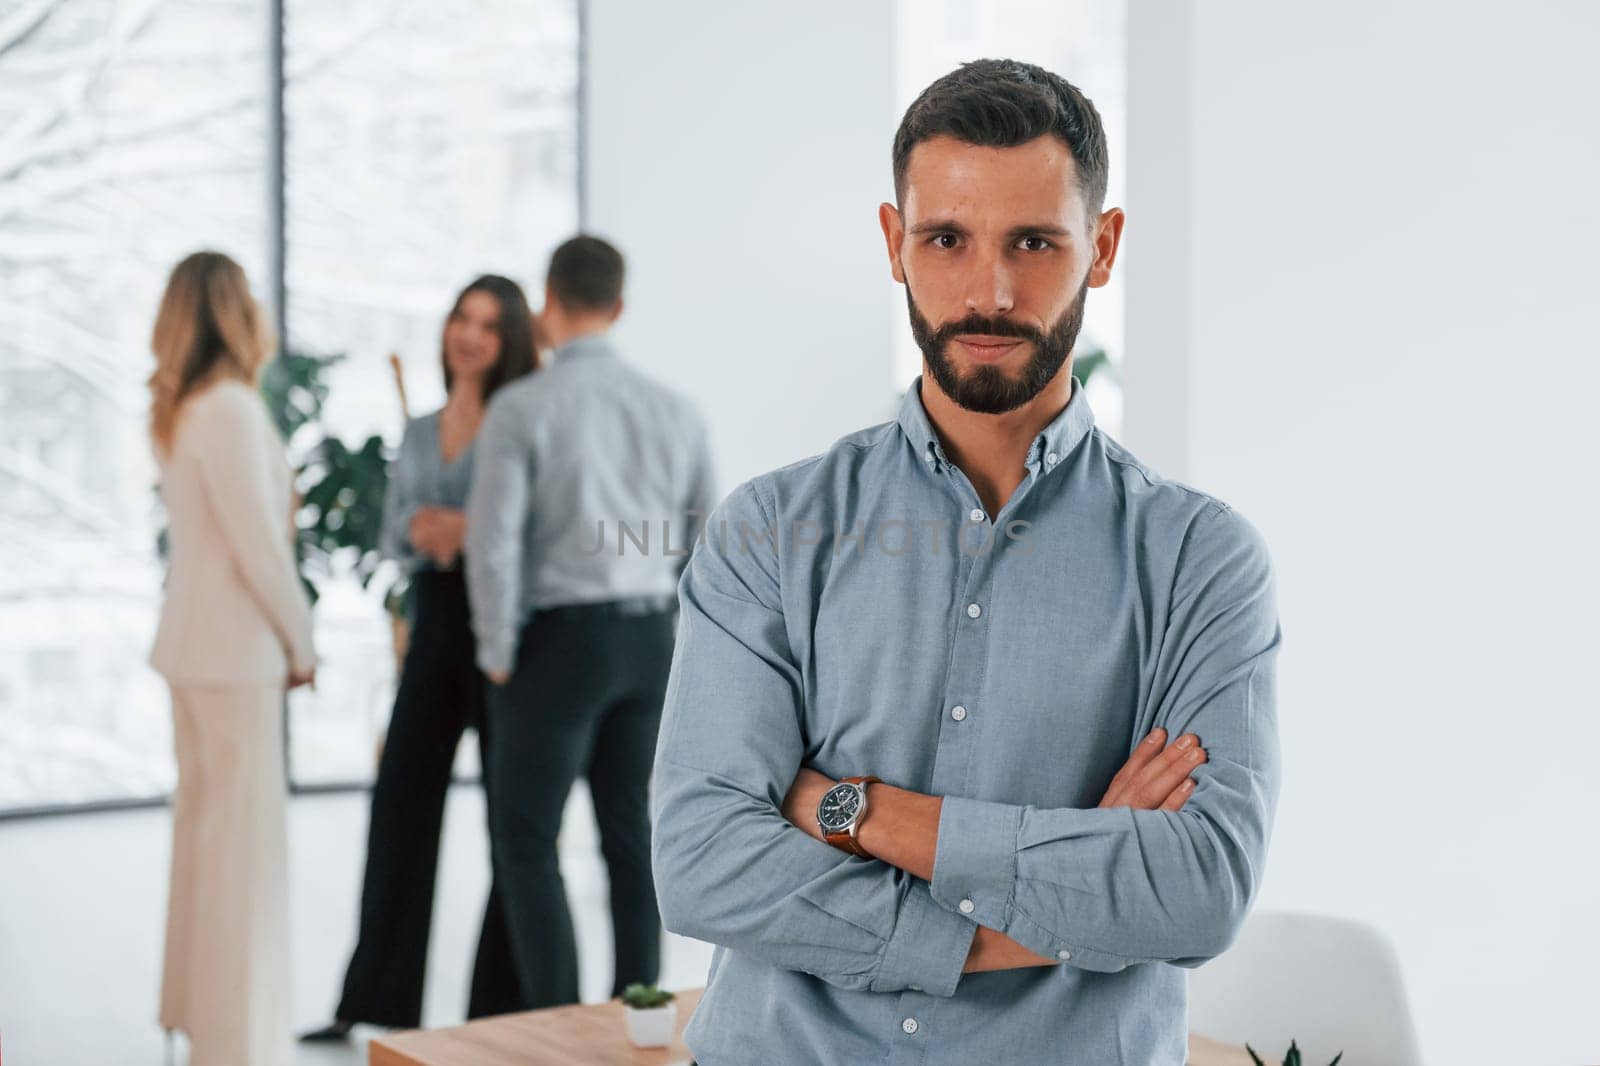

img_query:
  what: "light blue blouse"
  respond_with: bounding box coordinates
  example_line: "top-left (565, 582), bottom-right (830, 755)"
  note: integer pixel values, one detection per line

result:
top-left (380, 410), bottom-right (476, 573)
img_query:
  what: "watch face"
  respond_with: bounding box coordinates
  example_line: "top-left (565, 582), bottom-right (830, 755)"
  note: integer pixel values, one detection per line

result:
top-left (818, 783), bottom-right (862, 832)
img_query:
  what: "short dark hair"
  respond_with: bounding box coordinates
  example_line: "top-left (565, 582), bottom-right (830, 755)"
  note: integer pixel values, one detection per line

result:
top-left (892, 59), bottom-right (1108, 217)
top-left (547, 235), bottom-right (625, 313)
top-left (442, 274), bottom-right (538, 401)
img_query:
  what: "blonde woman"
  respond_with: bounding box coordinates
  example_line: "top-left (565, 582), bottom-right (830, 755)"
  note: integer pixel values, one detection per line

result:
top-left (148, 251), bottom-right (314, 1066)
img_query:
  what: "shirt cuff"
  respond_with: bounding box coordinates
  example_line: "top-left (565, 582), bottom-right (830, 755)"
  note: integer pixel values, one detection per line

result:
top-left (931, 795), bottom-right (1023, 931)
top-left (476, 633), bottom-right (514, 678)
top-left (871, 878), bottom-right (975, 998)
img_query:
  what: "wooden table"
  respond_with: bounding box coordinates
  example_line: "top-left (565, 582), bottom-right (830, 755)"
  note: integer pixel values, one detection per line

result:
top-left (370, 988), bottom-right (1269, 1065)
top-left (370, 989), bottom-right (701, 1066)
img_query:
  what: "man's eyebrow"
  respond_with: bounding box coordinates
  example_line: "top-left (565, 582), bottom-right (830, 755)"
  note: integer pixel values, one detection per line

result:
top-left (906, 220), bottom-right (1075, 239)
top-left (907, 219), bottom-right (971, 236)
top-left (1007, 223), bottom-right (1074, 239)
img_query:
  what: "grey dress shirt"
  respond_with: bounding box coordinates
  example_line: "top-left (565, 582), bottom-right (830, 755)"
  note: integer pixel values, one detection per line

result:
top-left (650, 377), bottom-right (1281, 1066)
top-left (380, 410), bottom-right (477, 572)
top-left (465, 333), bottom-right (714, 676)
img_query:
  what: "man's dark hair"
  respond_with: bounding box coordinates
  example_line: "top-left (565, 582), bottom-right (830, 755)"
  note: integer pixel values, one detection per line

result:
top-left (547, 234), bottom-right (626, 312)
top-left (892, 59), bottom-right (1108, 217)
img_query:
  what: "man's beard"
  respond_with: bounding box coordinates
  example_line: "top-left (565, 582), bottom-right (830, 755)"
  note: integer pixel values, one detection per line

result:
top-left (908, 277), bottom-right (1088, 415)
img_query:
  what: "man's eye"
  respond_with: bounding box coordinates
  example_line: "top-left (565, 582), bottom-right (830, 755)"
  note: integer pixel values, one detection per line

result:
top-left (931, 233), bottom-right (960, 249)
top-left (1018, 236), bottom-right (1052, 252)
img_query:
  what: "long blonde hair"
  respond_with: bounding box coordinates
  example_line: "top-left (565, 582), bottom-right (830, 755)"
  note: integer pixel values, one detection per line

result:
top-left (148, 251), bottom-right (274, 456)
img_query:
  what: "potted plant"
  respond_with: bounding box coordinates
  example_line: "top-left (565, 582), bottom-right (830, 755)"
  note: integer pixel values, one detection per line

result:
top-left (620, 983), bottom-right (677, 1048)
top-left (1248, 1039), bottom-right (1342, 1066)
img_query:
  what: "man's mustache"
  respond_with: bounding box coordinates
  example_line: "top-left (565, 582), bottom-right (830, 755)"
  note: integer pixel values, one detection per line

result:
top-left (929, 314), bottom-right (1043, 345)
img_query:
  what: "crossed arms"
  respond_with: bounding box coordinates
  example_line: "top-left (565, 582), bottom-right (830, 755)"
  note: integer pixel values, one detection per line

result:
top-left (776, 726), bottom-right (1215, 974)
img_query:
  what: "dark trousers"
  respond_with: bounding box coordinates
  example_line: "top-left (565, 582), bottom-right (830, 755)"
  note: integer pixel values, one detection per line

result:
top-left (487, 602), bottom-right (676, 1008)
top-left (335, 570), bottom-right (524, 1027)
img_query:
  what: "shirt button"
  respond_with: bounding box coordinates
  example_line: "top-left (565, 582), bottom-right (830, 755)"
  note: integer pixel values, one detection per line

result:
top-left (968, 507), bottom-right (985, 523)
top-left (950, 705), bottom-right (967, 721)
top-left (1057, 948), bottom-right (1072, 961)
top-left (1045, 452), bottom-right (1059, 466)
top-left (959, 898), bottom-right (975, 914)
top-left (902, 1017), bottom-right (919, 1035)
top-left (966, 602), bottom-right (982, 619)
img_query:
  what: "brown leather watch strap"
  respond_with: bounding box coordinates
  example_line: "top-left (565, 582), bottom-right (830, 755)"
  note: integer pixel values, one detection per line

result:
top-left (824, 776), bottom-right (882, 858)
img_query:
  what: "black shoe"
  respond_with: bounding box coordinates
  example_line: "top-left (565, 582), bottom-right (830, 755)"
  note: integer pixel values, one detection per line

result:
top-left (298, 1020), bottom-right (354, 1043)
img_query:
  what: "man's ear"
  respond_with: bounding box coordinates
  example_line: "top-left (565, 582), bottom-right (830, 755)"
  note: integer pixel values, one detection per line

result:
top-left (1086, 207), bottom-right (1126, 289)
top-left (542, 283), bottom-right (563, 331)
top-left (608, 297), bottom-right (625, 324)
top-left (878, 202), bottom-right (907, 284)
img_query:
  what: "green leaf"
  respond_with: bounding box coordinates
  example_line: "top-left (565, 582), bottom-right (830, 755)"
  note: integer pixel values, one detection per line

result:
top-left (621, 983), bottom-right (675, 1009)
top-left (1074, 346), bottom-right (1112, 391)
top-left (1246, 1045), bottom-right (1266, 1066)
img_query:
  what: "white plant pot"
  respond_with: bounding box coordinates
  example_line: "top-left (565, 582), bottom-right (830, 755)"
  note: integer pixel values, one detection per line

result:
top-left (623, 1001), bottom-right (678, 1048)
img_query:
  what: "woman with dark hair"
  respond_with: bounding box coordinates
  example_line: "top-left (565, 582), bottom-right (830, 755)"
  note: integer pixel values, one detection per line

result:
top-left (302, 275), bottom-right (539, 1042)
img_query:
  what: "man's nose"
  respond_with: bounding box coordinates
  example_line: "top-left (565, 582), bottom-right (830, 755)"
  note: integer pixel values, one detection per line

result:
top-left (964, 255), bottom-right (1015, 317)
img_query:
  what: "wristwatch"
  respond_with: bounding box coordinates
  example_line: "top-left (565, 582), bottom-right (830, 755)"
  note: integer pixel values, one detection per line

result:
top-left (816, 776), bottom-right (881, 858)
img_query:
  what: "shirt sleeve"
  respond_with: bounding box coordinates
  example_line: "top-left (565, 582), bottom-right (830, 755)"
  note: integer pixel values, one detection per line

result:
top-left (191, 385), bottom-right (316, 677)
top-left (651, 480), bottom-right (978, 997)
top-left (379, 419), bottom-right (421, 570)
top-left (928, 504), bottom-right (1282, 973)
top-left (464, 392), bottom-right (531, 677)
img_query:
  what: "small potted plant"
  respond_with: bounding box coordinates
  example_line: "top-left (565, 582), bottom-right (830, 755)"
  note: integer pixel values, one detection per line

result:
top-left (1248, 1039), bottom-right (1342, 1066)
top-left (621, 983), bottom-right (677, 1048)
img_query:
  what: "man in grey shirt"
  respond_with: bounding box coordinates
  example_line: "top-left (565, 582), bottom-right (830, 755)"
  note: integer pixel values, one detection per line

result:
top-left (466, 236), bottom-right (713, 1008)
top-left (651, 60), bottom-right (1280, 1064)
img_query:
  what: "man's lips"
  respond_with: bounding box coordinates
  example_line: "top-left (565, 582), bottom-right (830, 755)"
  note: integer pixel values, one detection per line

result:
top-left (952, 335), bottom-right (1027, 362)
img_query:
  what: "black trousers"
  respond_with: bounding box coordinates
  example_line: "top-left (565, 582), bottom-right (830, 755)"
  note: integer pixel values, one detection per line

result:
top-left (487, 601), bottom-right (675, 1009)
top-left (335, 569), bottom-right (524, 1027)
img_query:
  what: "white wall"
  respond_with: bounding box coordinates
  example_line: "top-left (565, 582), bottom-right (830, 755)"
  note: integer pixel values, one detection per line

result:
top-left (1125, 3), bottom-right (1600, 1063)
top-left (583, 1), bottom-right (900, 493)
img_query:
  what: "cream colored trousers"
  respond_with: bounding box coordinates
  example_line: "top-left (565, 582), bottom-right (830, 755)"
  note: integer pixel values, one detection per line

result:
top-left (159, 683), bottom-right (291, 1066)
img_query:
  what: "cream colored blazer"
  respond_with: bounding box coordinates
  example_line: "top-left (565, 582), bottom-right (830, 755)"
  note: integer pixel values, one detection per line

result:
top-left (150, 379), bottom-right (315, 685)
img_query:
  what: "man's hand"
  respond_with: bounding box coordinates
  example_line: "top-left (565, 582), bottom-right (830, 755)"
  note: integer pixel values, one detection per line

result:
top-left (1097, 727), bottom-right (1208, 810)
top-left (487, 669), bottom-right (511, 686)
top-left (967, 728), bottom-right (1209, 974)
top-left (288, 666), bottom-right (316, 690)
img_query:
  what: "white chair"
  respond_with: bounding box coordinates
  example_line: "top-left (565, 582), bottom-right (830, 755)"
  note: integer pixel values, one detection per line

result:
top-left (1187, 910), bottom-right (1424, 1066)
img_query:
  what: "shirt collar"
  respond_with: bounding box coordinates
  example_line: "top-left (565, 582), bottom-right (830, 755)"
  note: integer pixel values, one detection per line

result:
top-left (896, 374), bottom-right (1096, 475)
top-left (552, 332), bottom-right (617, 362)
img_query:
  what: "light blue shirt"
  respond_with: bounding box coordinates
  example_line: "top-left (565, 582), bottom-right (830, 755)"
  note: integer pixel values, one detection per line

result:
top-left (465, 333), bottom-right (714, 675)
top-left (651, 378), bottom-right (1281, 1066)
top-left (380, 409), bottom-right (477, 573)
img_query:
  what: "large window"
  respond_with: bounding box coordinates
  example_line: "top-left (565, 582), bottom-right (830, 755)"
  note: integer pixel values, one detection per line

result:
top-left (0, 0), bottom-right (580, 813)
top-left (282, 0), bottom-right (580, 787)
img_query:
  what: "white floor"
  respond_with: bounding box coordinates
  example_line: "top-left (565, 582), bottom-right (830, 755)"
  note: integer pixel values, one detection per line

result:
top-left (0, 782), bottom-right (715, 1065)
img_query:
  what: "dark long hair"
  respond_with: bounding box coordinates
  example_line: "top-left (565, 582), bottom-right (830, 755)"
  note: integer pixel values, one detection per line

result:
top-left (441, 274), bottom-right (538, 402)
